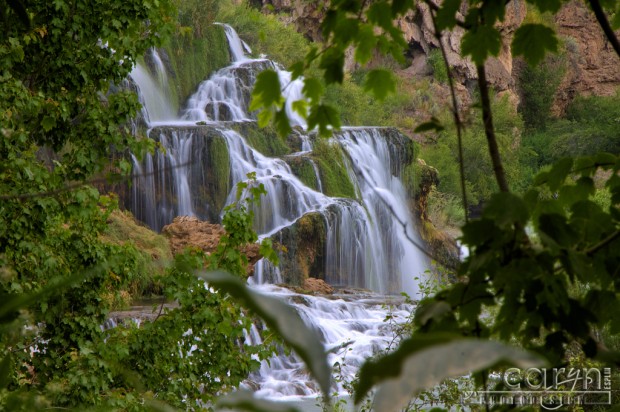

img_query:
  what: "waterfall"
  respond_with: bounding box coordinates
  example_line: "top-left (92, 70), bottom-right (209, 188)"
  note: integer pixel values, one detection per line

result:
top-left (129, 49), bottom-right (177, 123)
top-left (243, 285), bottom-right (414, 400)
top-left (127, 23), bottom-right (429, 404)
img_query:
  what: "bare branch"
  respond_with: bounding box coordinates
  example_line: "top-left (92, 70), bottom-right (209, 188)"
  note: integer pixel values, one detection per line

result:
top-left (476, 64), bottom-right (509, 193)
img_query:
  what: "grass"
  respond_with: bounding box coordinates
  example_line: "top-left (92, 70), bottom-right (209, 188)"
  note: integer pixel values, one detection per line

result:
top-left (100, 209), bottom-right (172, 298)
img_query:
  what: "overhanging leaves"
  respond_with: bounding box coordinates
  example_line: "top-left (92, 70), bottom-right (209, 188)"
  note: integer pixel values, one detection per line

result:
top-left (512, 24), bottom-right (559, 66)
top-left (363, 69), bottom-right (396, 101)
top-left (197, 271), bottom-right (332, 400)
top-left (461, 25), bottom-right (501, 65)
top-left (434, 0), bottom-right (461, 31)
top-left (358, 338), bottom-right (545, 412)
top-left (307, 103), bottom-right (341, 137)
top-left (250, 70), bottom-right (283, 112)
top-left (216, 390), bottom-right (301, 412)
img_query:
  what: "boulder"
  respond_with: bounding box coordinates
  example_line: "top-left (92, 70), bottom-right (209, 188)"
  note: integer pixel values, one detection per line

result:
top-left (161, 216), bottom-right (262, 276)
top-left (303, 278), bottom-right (334, 294)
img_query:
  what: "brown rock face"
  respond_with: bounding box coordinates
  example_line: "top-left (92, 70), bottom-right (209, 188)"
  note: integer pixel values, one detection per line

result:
top-left (262, 0), bottom-right (524, 94)
top-left (161, 216), bottom-right (262, 275)
top-left (553, 0), bottom-right (620, 112)
top-left (303, 278), bottom-right (334, 294)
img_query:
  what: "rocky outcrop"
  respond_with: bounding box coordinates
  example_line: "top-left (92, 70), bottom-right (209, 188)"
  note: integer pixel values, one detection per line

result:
top-left (415, 158), bottom-right (439, 222)
top-left (270, 212), bottom-right (327, 285)
top-left (161, 216), bottom-right (261, 276)
top-left (553, 0), bottom-right (620, 113)
top-left (260, 0), bottom-right (526, 101)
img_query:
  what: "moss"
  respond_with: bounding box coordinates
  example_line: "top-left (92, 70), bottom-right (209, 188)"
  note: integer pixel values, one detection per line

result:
top-left (234, 123), bottom-right (292, 156)
top-left (216, 2), bottom-right (309, 67)
top-left (165, 24), bottom-right (231, 104)
top-left (272, 212), bottom-right (326, 285)
top-left (286, 156), bottom-right (319, 191)
top-left (312, 139), bottom-right (356, 199)
top-left (209, 136), bottom-right (231, 209)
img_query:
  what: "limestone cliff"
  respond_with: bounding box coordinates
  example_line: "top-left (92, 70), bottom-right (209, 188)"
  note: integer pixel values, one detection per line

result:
top-left (553, 0), bottom-right (620, 112)
top-left (257, 0), bottom-right (620, 110)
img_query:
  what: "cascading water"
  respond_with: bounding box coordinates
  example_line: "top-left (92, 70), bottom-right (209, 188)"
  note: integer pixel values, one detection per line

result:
top-left (127, 24), bottom-right (428, 404)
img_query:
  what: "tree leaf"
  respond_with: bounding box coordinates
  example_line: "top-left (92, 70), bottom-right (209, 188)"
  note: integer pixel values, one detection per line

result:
top-left (307, 104), bottom-right (341, 137)
top-left (319, 48), bottom-right (345, 85)
top-left (274, 108), bottom-right (292, 137)
top-left (363, 69), bottom-right (395, 101)
top-left (535, 157), bottom-right (573, 191)
top-left (288, 61), bottom-right (304, 79)
top-left (7, 0), bottom-right (31, 29)
top-left (216, 389), bottom-right (301, 412)
top-left (354, 25), bottom-right (377, 64)
top-left (41, 115), bottom-right (56, 132)
top-left (250, 70), bottom-right (283, 112)
top-left (512, 24), bottom-right (559, 67)
top-left (482, 192), bottom-right (529, 227)
top-left (354, 333), bottom-right (461, 402)
top-left (302, 77), bottom-right (324, 104)
top-left (461, 25), bottom-right (501, 65)
top-left (391, 0), bottom-right (413, 15)
top-left (364, 339), bottom-right (545, 412)
top-left (197, 271), bottom-right (332, 400)
top-left (434, 0), bottom-right (461, 31)
top-left (367, 1), bottom-right (394, 30)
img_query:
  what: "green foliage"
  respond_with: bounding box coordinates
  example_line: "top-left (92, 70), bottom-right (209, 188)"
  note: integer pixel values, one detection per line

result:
top-left (363, 69), bottom-right (396, 101)
top-left (312, 140), bottom-right (357, 198)
top-left (462, 25), bottom-right (502, 65)
top-left (523, 90), bottom-right (620, 169)
top-left (239, 0), bottom-right (620, 409)
top-left (287, 158), bottom-right (320, 191)
top-left (100, 209), bottom-right (173, 297)
top-left (518, 52), bottom-right (566, 132)
top-left (355, 336), bottom-right (543, 412)
top-left (217, 389), bottom-right (302, 412)
top-left (421, 92), bottom-right (525, 204)
top-left (512, 24), bottom-right (559, 66)
top-left (0, 0), bottom-right (176, 406)
top-left (426, 49), bottom-right (448, 84)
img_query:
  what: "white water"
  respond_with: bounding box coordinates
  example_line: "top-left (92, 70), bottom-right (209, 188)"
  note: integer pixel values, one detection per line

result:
top-left (243, 285), bottom-right (414, 401)
top-left (128, 24), bottom-right (428, 402)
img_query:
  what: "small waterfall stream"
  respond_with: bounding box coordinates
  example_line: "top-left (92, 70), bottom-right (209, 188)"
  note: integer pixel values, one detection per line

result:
top-left (127, 25), bottom-right (428, 403)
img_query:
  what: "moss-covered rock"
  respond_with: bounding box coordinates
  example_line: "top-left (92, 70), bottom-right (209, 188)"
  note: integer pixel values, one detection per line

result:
top-left (100, 209), bottom-right (173, 298)
top-left (270, 212), bottom-right (327, 285)
top-left (311, 139), bottom-right (357, 198)
top-left (231, 122), bottom-right (292, 156)
top-left (164, 24), bottom-right (231, 104)
top-left (126, 125), bottom-right (231, 229)
top-left (284, 155), bottom-right (320, 191)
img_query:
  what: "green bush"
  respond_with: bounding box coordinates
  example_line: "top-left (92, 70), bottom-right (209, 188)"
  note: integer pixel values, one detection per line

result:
top-left (523, 91), bottom-right (620, 169)
top-left (427, 48), bottom-right (448, 84)
top-left (421, 92), bottom-right (525, 205)
top-left (518, 53), bottom-right (566, 132)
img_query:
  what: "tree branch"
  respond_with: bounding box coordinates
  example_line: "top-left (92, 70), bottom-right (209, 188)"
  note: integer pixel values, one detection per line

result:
top-left (428, 4), bottom-right (469, 223)
top-left (586, 229), bottom-right (620, 256)
top-left (588, 0), bottom-right (620, 59)
top-left (476, 64), bottom-right (509, 193)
